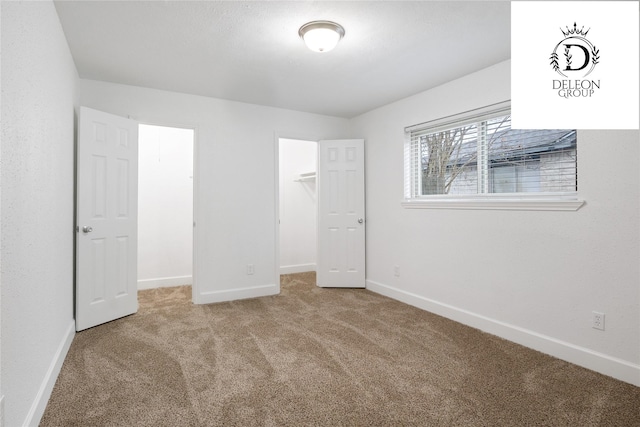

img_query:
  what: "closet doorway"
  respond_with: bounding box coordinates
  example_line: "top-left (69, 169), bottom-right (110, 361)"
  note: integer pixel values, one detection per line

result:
top-left (138, 124), bottom-right (194, 291)
top-left (278, 138), bottom-right (317, 275)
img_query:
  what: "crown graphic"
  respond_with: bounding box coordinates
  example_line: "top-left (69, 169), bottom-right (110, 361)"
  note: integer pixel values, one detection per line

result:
top-left (561, 22), bottom-right (590, 37)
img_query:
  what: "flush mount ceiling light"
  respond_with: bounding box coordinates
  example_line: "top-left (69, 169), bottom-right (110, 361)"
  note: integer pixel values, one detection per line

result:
top-left (298, 20), bottom-right (345, 53)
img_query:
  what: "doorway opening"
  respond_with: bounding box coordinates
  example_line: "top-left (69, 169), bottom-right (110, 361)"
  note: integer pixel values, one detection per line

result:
top-left (278, 138), bottom-right (317, 280)
top-left (138, 124), bottom-right (194, 295)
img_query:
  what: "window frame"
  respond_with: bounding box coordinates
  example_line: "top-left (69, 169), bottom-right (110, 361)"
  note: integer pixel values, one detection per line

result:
top-left (403, 101), bottom-right (584, 211)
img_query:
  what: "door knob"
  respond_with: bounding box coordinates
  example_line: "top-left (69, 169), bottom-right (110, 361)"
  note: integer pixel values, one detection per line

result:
top-left (358, 218), bottom-right (364, 224)
top-left (82, 226), bottom-right (93, 233)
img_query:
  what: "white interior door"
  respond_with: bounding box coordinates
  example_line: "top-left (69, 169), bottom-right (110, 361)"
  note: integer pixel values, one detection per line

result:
top-left (317, 139), bottom-right (365, 288)
top-left (76, 106), bottom-right (138, 331)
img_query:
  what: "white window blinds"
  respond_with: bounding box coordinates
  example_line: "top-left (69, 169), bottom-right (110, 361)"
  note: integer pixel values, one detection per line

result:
top-left (405, 104), bottom-right (577, 198)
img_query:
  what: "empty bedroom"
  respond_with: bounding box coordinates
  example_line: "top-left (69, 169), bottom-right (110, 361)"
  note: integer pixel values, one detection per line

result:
top-left (1, 1), bottom-right (639, 426)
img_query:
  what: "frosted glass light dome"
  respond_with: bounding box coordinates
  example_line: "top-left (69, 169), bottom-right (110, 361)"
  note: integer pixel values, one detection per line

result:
top-left (299, 21), bottom-right (345, 53)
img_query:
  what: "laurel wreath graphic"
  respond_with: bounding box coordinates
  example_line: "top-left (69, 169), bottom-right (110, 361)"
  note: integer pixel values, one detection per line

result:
top-left (564, 46), bottom-right (572, 69)
top-left (549, 52), bottom-right (560, 72)
top-left (591, 46), bottom-right (600, 65)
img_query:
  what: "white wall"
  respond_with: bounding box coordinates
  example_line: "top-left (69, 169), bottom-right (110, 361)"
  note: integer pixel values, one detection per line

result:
top-left (138, 124), bottom-right (194, 289)
top-left (79, 79), bottom-right (351, 304)
top-left (351, 60), bottom-right (640, 386)
top-left (279, 139), bottom-right (317, 274)
top-left (0, 2), bottom-right (3, 422)
top-left (1, 1), bottom-right (78, 425)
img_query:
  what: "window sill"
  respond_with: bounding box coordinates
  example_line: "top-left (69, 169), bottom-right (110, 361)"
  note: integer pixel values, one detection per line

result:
top-left (401, 194), bottom-right (585, 211)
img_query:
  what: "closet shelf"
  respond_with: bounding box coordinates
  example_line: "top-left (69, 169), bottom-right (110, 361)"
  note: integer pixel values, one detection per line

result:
top-left (294, 172), bottom-right (316, 182)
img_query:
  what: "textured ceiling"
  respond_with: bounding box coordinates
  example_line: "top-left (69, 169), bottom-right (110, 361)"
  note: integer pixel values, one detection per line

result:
top-left (54, 1), bottom-right (511, 118)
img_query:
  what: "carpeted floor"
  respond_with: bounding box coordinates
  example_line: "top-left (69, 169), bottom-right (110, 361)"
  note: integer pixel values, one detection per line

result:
top-left (41, 272), bottom-right (640, 426)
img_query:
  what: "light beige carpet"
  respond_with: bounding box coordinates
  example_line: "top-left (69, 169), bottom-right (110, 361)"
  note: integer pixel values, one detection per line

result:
top-left (41, 272), bottom-right (640, 426)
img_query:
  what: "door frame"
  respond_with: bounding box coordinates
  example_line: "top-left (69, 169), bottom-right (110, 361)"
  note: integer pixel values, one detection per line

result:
top-left (138, 119), bottom-right (199, 303)
top-left (273, 132), bottom-right (323, 290)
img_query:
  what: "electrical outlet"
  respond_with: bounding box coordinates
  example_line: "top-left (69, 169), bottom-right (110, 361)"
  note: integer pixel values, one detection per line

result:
top-left (246, 264), bottom-right (254, 275)
top-left (393, 265), bottom-right (400, 277)
top-left (592, 311), bottom-right (605, 331)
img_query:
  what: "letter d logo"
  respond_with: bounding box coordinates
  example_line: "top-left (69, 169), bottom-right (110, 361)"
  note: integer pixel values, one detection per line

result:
top-left (563, 44), bottom-right (590, 71)
top-left (550, 23), bottom-right (599, 78)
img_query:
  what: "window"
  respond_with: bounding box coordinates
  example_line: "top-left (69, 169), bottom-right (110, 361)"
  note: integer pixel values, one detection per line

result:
top-left (403, 101), bottom-right (583, 211)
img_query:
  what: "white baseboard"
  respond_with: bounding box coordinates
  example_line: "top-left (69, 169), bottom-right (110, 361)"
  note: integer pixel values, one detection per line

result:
top-left (24, 320), bottom-right (75, 427)
top-left (138, 275), bottom-right (192, 290)
top-left (196, 283), bottom-right (279, 305)
top-left (366, 279), bottom-right (640, 387)
top-left (280, 264), bottom-right (316, 274)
